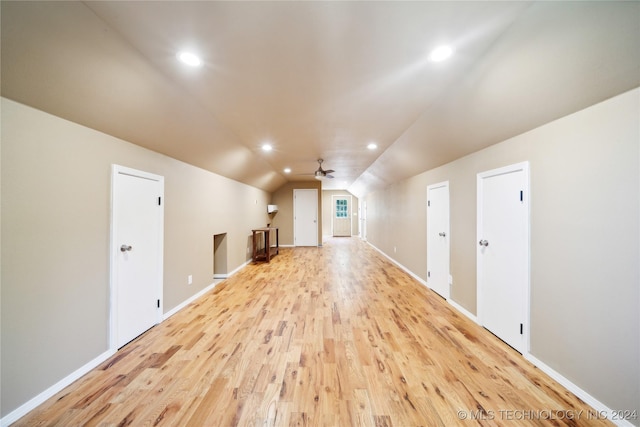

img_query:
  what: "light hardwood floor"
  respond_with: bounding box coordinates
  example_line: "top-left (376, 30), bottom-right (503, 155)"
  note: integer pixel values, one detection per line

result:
top-left (15, 237), bottom-right (611, 426)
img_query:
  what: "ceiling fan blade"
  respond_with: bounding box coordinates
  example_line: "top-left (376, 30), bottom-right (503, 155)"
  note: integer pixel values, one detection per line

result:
top-left (324, 169), bottom-right (335, 174)
top-left (326, 174), bottom-right (335, 179)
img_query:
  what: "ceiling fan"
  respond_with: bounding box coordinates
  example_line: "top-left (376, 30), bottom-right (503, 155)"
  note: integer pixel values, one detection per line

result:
top-left (312, 159), bottom-right (335, 180)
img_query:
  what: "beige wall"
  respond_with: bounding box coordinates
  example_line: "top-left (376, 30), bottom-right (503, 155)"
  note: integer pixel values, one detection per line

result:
top-left (364, 88), bottom-right (640, 420)
top-left (321, 190), bottom-right (359, 237)
top-left (0, 98), bottom-right (272, 416)
top-left (269, 181), bottom-right (322, 246)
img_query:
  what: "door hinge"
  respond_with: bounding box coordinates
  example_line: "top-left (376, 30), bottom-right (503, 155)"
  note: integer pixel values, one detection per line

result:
top-left (519, 191), bottom-right (523, 202)
top-left (428, 200), bottom-right (430, 207)
top-left (427, 271), bottom-right (431, 278)
top-left (158, 196), bottom-right (162, 206)
top-left (157, 299), bottom-right (160, 308)
top-left (520, 323), bottom-right (523, 335)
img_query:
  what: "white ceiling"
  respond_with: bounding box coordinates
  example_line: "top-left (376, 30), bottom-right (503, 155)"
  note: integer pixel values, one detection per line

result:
top-left (2, 1), bottom-right (639, 197)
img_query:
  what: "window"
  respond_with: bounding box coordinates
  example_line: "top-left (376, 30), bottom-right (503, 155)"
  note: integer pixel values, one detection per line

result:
top-left (335, 199), bottom-right (348, 218)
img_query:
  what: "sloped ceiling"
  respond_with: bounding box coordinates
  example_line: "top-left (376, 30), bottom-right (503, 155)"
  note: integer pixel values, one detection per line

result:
top-left (2, 1), bottom-right (639, 197)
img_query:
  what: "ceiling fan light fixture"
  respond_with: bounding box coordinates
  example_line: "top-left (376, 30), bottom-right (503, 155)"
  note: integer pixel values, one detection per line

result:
top-left (261, 143), bottom-right (273, 152)
top-left (367, 142), bottom-right (378, 150)
top-left (310, 159), bottom-right (334, 180)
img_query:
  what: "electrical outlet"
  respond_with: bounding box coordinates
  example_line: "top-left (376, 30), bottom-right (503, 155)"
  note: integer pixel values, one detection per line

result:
top-left (188, 275), bottom-right (193, 285)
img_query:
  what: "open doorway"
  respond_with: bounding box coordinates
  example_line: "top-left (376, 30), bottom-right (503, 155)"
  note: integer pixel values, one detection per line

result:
top-left (213, 233), bottom-right (227, 283)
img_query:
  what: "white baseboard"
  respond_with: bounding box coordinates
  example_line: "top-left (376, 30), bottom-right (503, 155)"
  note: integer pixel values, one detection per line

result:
top-left (1, 349), bottom-right (115, 427)
top-left (524, 354), bottom-right (635, 427)
top-left (164, 260), bottom-right (250, 320)
top-left (163, 281), bottom-right (219, 320)
top-left (366, 241), bottom-right (427, 287)
top-left (229, 259), bottom-right (250, 276)
top-left (367, 242), bottom-right (478, 325)
top-left (447, 299), bottom-right (479, 324)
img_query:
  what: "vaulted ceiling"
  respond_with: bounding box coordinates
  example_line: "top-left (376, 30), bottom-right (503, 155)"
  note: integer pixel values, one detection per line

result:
top-left (2, 1), bottom-right (639, 197)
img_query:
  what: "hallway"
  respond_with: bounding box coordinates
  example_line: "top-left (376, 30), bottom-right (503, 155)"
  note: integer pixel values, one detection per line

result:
top-left (15, 237), bottom-right (610, 426)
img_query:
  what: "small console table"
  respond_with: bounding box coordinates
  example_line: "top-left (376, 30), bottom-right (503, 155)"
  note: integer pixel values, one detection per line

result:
top-left (252, 227), bottom-right (279, 262)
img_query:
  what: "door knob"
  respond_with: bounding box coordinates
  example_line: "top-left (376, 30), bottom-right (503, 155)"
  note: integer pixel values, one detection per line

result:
top-left (120, 245), bottom-right (132, 252)
top-left (439, 232), bottom-right (446, 237)
top-left (478, 240), bottom-right (489, 247)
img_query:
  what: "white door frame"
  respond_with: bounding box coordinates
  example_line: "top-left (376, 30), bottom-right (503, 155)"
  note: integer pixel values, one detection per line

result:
top-left (427, 181), bottom-right (450, 299)
top-left (477, 161), bottom-right (530, 354)
top-left (331, 194), bottom-right (353, 236)
top-left (109, 165), bottom-right (164, 350)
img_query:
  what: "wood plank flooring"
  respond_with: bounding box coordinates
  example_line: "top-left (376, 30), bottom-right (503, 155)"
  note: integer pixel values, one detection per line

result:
top-left (14, 237), bottom-right (611, 426)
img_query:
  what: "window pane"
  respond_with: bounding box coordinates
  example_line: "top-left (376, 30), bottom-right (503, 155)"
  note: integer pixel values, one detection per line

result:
top-left (335, 199), bottom-right (348, 217)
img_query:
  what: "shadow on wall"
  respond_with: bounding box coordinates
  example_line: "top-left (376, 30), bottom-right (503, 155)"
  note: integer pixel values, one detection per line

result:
top-left (246, 235), bottom-right (253, 262)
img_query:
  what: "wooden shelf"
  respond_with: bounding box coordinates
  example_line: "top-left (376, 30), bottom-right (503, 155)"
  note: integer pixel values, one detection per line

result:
top-left (251, 227), bottom-right (279, 262)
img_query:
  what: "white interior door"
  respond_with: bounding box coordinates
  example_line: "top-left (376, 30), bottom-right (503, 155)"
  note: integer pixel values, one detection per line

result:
top-left (111, 165), bottom-right (164, 348)
top-left (427, 182), bottom-right (450, 299)
top-left (361, 201), bottom-right (367, 241)
top-left (294, 189), bottom-right (318, 246)
top-left (332, 195), bottom-right (352, 237)
top-left (477, 162), bottom-right (529, 353)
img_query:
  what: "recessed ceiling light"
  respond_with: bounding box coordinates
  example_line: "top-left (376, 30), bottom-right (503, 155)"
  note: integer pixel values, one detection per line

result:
top-left (367, 143), bottom-right (378, 150)
top-left (283, 168), bottom-right (291, 174)
top-left (177, 51), bottom-right (202, 67)
top-left (261, 143), bottom-right (273, 152)
top-left (429, 45), bottom-right (453, 62)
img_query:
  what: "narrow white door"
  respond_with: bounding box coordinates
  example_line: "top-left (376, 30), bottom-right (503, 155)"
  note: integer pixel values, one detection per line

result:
top-left (427, 182), bottom-right (450, 299)
top-left (294, 189), bottom-right (318, 246)
top-left (111, 166), bottom-right (164, 348)
top-left (332, 195), bottom-right (352, 237)
top-left (361, 201), bottom-right (367, 241)
top-left (477, 162), bottom-right (529, 353)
